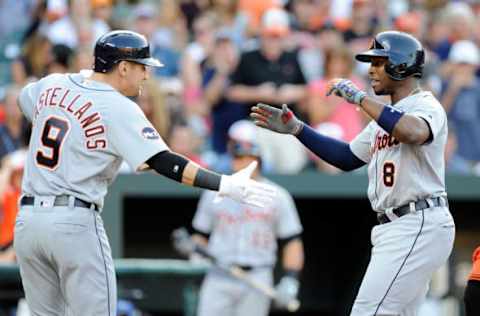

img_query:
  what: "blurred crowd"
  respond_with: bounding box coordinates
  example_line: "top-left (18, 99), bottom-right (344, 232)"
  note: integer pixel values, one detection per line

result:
top-left (0, 0), bottom-right (480, 180)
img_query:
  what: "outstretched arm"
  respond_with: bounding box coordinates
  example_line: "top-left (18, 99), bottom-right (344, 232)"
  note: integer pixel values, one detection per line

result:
top-left (250, 103), bottom-right (365, 171)
top-left (147, 151), bottom-right (221, 189)
top-left (296, 124), bottom-right (366, 171)
top-left (146, 151), bottom-right (275, 208)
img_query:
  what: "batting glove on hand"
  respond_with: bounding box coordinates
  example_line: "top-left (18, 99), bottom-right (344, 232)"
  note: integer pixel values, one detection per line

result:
top-left (274, 276), bottom-right (300, 309)
top-left (326, 78), bottom-right (366, 105)
top-left (250, 103), bottom-right (304, 135)
top-left (216, 161), bottom-right (276, 208)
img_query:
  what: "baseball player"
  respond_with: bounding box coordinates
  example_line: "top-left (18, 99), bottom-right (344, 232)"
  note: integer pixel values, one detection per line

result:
top-left (13, 30), bottom-right (275, 316)
top-left (192, 121), bottom-right (304, 316)
top-left (251, 31), bottom-right (455, 316)
top-left (464, 246), bottom-right (480, 316)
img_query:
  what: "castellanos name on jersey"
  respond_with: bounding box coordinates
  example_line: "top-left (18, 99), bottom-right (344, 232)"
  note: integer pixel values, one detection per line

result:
top-left (18, 72), bottom-right (169, 207)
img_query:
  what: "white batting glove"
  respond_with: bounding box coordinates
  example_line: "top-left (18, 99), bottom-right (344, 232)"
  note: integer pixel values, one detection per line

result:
top-left (326, 78), bottom-right (366, 105)
top-left (216, 161), bottom-right (276, 208)
top-left (275, 276), bottom-right (300, 308)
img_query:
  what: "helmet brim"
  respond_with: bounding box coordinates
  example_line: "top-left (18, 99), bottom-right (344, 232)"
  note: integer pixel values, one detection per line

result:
top-left (355, 49), bottom-right (389, 62)
top-left (127, 57), bottom-right (164, 68)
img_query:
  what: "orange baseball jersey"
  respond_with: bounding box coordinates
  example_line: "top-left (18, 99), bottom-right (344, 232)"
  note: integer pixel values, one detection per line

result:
top-left (0, 188), bottom-right (20, 247)
top-left (469, 246), bottom-right (480, 281)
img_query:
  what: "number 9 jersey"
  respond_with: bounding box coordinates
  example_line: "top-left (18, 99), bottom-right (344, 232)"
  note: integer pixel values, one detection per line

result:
top-left (17, 72), bottom-right (169, 209)
top-left (349, 91), bottom-right (448, 212)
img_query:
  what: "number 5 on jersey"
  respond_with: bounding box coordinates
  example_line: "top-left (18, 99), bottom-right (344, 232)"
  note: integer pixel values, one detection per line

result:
top-left (36, 116), bottom-right (70, 170)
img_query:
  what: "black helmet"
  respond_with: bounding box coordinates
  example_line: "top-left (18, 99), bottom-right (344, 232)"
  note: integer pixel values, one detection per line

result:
top-left (355, 31), bottom-right (425, 81)
top-left (93, 30), bottom-right (163, 73)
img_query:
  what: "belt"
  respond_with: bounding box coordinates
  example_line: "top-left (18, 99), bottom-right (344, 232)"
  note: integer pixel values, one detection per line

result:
top-left (234, 264), bottom-right (272, 271)
top-left (20, 196), bottom-right (99, 211)
top-left (377, 197), bottom-right (447, 224)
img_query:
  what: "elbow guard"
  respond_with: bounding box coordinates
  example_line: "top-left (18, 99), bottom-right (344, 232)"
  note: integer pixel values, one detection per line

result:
top-left (146, 151), bottom-right (189, 182)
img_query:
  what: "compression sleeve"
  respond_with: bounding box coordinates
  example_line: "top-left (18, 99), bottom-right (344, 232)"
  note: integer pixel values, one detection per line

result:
top-left (296, 125), bottom-right (366, 171)
top-left (146, 151), bottom-right (221, 191)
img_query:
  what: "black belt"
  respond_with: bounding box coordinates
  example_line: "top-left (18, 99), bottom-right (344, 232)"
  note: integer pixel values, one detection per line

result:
top-left (20, 196), bottom-right (99, 211)
top-left (234, 264), bottom-right (272, 271)
top-left (377, 197), bottom-right (447, 224)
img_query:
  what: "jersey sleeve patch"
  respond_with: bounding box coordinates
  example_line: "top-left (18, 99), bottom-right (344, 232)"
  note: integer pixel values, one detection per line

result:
top-left (141, 127), bottom-right (160, 140)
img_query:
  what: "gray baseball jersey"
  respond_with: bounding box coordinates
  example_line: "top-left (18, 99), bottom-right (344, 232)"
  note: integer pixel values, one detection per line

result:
top-left (18, 72), bottom-right (169, 208)
top-left (349, 91), bottom-right (447, 212)
top-left (193, 179), bottom-right (302, 267)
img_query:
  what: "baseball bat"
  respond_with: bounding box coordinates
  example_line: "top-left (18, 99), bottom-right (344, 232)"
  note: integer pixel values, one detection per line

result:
top-left (171, 228), bottom-right (300, 312)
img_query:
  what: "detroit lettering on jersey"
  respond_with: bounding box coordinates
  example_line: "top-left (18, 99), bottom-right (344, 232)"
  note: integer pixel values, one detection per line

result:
top-left (33, 87), bottom-right (106, 150)
top-left (372, 131), bottom-right (400, 154)
top-left (216, 207), bottom-right (274, 226)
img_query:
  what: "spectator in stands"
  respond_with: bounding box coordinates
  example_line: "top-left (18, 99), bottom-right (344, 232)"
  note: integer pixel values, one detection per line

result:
top-left (228, 8), bottom-right (308, 173)
top-left (433, 2), bottom-right (476, 61)
top-left (137, 79), bottom-right (171, 140)
top-left (47, 44), bottom-right (73, 74)
top-left (343, 0), bottom-right (377, 54)
top-left (307, 45), bottom-right (364, 141)
top-left (228, 8), bottom-right (306, 116)
top-left (0, 0), bottom-right (37, 40)
top-left (202, 30), bottom-right (244, 156)
top-left (441, 40), bottom-right (480, 169)
top-left (181, 12), bottom-right (218, 116)
top-left (90, 0), bottom-right (112, 43)
top-left (132, 2), bottom-right (181, 79)
top-left (43, 0), bottom-right (80, 49)
top-left (0, 150), bottom-right (26, 263)
top-left (445, 125), bottom-right (471, 175)
top-left (209, 0), bottom-right (248, 49)
top-left (238, 0), bottom-right (279, 37)
top-left (11, 34), bottom-right (52, 85)
top-left (0, 87), bottom-right (28, 162)
top-left (298, 23), bottom-right (346, 82)
top-left (70, 45), bottom-right (94, 73)
top-left (156, 0), bottom-right (189, 53)
top-left (169, 124), bottom-right (207, 167)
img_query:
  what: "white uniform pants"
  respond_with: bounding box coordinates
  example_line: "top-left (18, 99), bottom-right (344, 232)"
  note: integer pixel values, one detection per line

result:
top-left (14, 199), bottom-right (116, 316)
top-left (350, 206), bottom-right (455, 316)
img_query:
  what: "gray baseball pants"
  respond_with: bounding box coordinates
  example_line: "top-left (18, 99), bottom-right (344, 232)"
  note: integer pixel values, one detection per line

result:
top-left (13, 196), bottom-right (116, 316)
top-left (197, 267), bottom-right (273, 316)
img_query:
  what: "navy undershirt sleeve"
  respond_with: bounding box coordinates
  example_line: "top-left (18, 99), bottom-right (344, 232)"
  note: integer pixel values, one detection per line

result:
top-left (296, 125), bottom-right (366, 171)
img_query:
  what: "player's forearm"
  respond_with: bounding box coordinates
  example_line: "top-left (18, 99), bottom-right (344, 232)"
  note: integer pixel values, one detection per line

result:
top-left (282, 239), bottom-right (304, 272)
top-left (360, 96), bottom-right (430, 144)
top-left (146, 151), bottom-right (221, 191)
top-left (296, 125), bottom-right (365, 171)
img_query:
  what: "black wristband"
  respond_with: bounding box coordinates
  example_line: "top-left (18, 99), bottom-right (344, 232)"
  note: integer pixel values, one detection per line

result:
top-left (193, 168), bottom-right (222, 191)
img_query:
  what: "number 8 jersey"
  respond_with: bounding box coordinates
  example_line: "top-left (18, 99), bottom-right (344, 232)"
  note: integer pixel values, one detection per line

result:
top-left (349, 91), bottom-right (448, 212)
top-left (18, 72), bottom-right (169, 209)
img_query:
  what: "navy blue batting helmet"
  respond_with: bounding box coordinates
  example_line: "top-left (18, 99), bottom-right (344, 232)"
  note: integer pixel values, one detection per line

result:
top-left (94, 30), bottom-right (163, 73)
top-left (355, 31), bottom-right (425, 81)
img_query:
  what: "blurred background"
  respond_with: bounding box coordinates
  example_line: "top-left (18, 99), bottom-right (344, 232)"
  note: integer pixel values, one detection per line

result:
top-left (0, 0), bottom-right (479, 315)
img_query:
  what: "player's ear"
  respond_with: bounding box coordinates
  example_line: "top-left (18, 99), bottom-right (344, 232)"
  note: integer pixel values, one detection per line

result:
top-left (117, 61), bottom-right (129, 77)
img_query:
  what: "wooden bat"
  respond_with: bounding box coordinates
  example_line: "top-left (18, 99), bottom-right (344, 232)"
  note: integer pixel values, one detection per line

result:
top-left (171, 227), bottom-right (300, 312)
